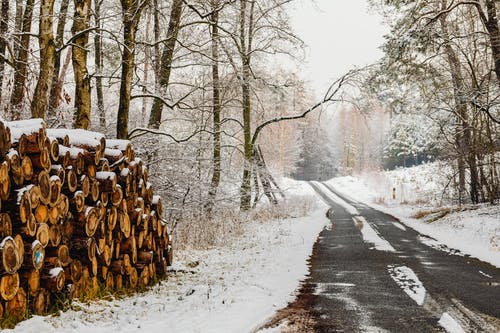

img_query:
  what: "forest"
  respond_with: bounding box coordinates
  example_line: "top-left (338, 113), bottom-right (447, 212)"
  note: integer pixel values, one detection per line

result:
top-left (0, 0), bottom-right (499, 331)
top-left (0, 0), bottom-right (498, 232)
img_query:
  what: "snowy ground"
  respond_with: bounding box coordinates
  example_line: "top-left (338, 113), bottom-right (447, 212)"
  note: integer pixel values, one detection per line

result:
top-left (8, 180), bottom-right (328, 333)
top-left (326, 163), bottom-right (500, 268)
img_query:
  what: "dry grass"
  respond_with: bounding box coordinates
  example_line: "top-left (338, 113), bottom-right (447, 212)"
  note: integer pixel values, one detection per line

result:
top-left (412, 205), bottom-right (480, 222)
top-left (173, 196), bottom-right (315, 251)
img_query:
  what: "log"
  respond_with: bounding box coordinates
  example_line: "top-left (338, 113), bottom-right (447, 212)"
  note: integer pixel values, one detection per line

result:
top-left (29, 147), bottom-right (51, 171)
top-left (0, 125), bottom-right (172, 319)
top-left (13, 234), bottom-right (24, 271)
top-left (50, 165), bottom-right (65, 183)
top-left (81, 207), bottom-right (100, 237)
top-left (58, 149), bottom-right (70, 169)
top-left (31, 288), bottom-right (49, 315)
top-left (48, 138), bottom-right (59, 162)
top-left (41, 267), bottom-right (65, 292)
top-left (107, 206), bottom-right (118, 231)
top-left (138, 266), bottom-right (149, 288)
top-left (48, 224), bottom-right (62, 247)
top-left (4, 286), bottom-right (27, 321)
top-left (90, 179), bottom-right (100, 202)
top-left (100, 191), bottom-right (109, 206)
top-left (20, 213), bottom-right (37, 237)
top-left (152, 195), bottom-right (163, 218)
top-left (0, 161), bottom-right (10, 200)
top-left (111, 185), bottom-right (123, 207)
top-left (0, 121), bottom-right (12, 157)
top-left (114, 273), bottom-right (123, 290)
top-left (35, 170), bottom-right (52, 205)
top-left (65, 167), bottom-right (78, 193)
top-left (49, 175), bottom-right (62, 207)
top-left (57, 194), bottom-right (69, 216)
top-left (20, 270), bottom-right (40, 296)
top-left (9, 149), bottom-right (23, 186)
top-left (106, 139), bottom-right (133, 160)
top-left (95, 171), bottom-right (116, 193)
top-left (105, 271), bottom-right (114, 290)
top-left (69, 259), bottom-right (83, 282)
top-left (98, 158), bottom-right (110, 172)
top-left (8, 119), bottom-right (47, 152)
top-left (70, 237), bottom-right (96, 262)
top-left (70, 191), bottom-right (85, 213)
top-left (0, 213), bottom-right (12, 238)
top-left (35, 205), bottom-right (49, 224)
top-left (119, 211), bottom-right (131, 238)
top-left (0, 273), bottom-right (20, 301)
top-left (36, 223), bottom-right (50, 248)
top-left (127, 266), bottom-right (138, 288)
top-left (110, 259), bottom-right (126, 275)
top-left (1, 236), bottom-right (20, 274)
top-left (27, 185), bottom-right (41, 210)
top-left (48, 206), bottom-right (60, 225)
top-left (21, 155), bottom-right (33, 181)
top-left (138, 250), bottom-right (153, 265)
top-left (24, 240), bottom-right (45, 271)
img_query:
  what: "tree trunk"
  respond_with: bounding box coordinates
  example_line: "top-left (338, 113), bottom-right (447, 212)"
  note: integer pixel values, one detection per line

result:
top-left (94, 0), bottom-right (105, 128)
top-left (142, 7), bottom-right (151, 125)
top-left (439, 0), bottom-right (479, 204)
top-left (72, 0), bottom-right (92, 129)
top-left (478, 0), bottom-right (500, 88)
top-left (239, 0), bottom-right (255, 211)
top-left (13, 0), bottom-right (23, 55)
top-left (0, 0), bottom-right (9, 105)
top-left (117, 0), bottom-right (143, 139)
top-left (31, 0), bottom-right (57, 120)
top-left (153, 0), bottom-right (160, 89)
top-left (48, 0), bottom-right (70, 114)
top-left (147, 0), bottom-right (183, 129)
top-left (206, 2), bottom-right (222, 214)
top-left (10, 0), bottom-right (35, 119)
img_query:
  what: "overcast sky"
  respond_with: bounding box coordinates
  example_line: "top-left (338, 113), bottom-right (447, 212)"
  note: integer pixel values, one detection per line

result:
top-left (289, 0), bottom-right (388, 98)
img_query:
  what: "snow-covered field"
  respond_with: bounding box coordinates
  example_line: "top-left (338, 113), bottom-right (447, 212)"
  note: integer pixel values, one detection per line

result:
top-left (8, 180), bottom-right (328, 333)
top-left (326, 163), bottom-right (500, 268)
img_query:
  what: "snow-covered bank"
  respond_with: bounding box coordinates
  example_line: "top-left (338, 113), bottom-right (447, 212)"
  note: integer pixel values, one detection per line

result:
top-left (8, 180), bottom-right (328, 333)
top-left (326, 165), bottom-right (500, 268)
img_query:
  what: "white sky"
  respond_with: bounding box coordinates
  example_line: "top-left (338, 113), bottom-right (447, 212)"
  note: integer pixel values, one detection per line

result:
top-left (289, 0), bottom-right (388, 98)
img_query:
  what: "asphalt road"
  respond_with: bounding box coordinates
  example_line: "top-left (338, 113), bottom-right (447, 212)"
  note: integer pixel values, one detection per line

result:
top-left (259, 182), bottom-right (500, 333)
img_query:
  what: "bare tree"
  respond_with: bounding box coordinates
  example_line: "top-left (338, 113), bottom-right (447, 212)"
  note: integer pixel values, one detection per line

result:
top-left (147, 0), bottom-right (183, 129)
top-left (31, 0), bottom-right (57, 120)
top-left (0, 0), bottom-right (9, 105)
top-left (10, 0), bottom-right (35, 119)
top-left (72, 0), bottom-right (92, 129)
top-left (117, 0), bottom-right (147, 139)
top-left (94, 0), bottom-right (105, 128)
top-left (49, 0), bottom-right (71, 112)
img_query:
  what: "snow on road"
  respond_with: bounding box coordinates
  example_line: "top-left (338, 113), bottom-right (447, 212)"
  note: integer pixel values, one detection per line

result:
top-left (387, 265), bottom-right (426, 306)
top-left (326, 168), bottom-right (500, 268)
top-left (310, 181), bottom-right (359, 215)
top-left (8, 180), bottom-right (328, 333)
top-left (353, 216), bottom-right (396, 252)
top-left (438, 313), bottom-right (465, 333)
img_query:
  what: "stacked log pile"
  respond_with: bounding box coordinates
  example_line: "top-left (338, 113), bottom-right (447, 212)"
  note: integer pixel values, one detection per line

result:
top-left (0, 119), bottom-right (171, 320)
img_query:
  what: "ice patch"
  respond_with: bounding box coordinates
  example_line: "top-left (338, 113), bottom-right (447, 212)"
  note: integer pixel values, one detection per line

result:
top-left (354, 216), bottom-right (396, 252)
top-left (311, 181), bottom-right (359, 215)
top-left (418, 236), bottom-right (464, 257)
top-left (392, 222), bottom-right (407, 231)
top-left (438, 312), bottom-right (465, 333)
top-left (388, 265), bottom-right (426, 306)
top-left (478, 270), bottom-right (492, 279)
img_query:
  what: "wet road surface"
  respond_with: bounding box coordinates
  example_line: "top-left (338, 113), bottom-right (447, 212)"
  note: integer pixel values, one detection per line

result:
top-left (259, 182), bottom-right (500, 333)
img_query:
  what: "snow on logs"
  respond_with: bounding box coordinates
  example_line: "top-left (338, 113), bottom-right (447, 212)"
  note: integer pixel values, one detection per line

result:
top-left (0, 119), bottom-right (170, 321)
